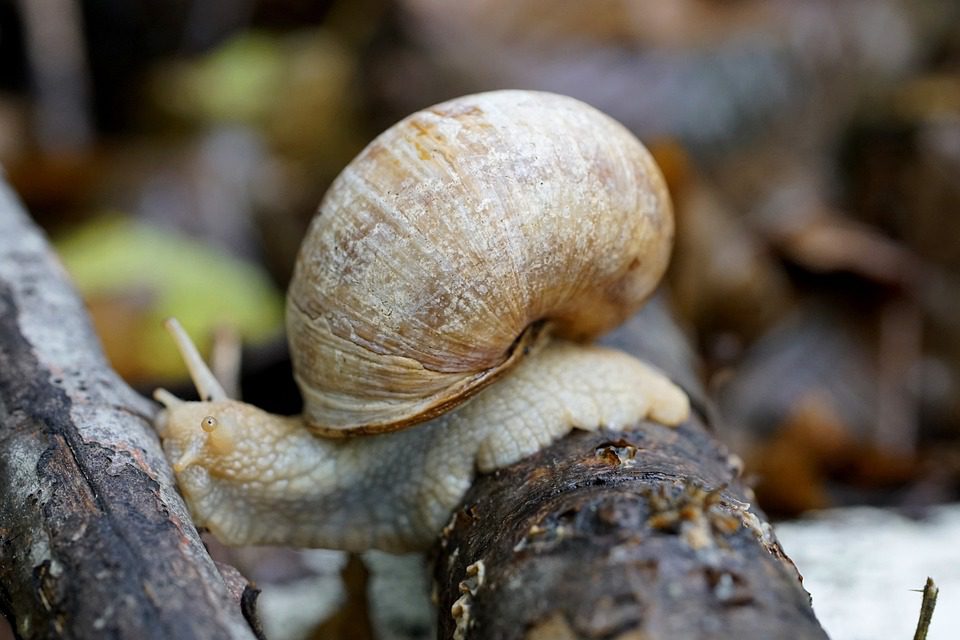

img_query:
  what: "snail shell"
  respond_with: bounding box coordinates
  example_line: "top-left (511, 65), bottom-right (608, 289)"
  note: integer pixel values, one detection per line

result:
top-left (287, 90), bottom-right (673, 435)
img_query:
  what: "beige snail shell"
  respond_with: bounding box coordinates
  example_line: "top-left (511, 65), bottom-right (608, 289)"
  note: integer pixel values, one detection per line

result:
top-left (287, 89), bottom-right (674, 435)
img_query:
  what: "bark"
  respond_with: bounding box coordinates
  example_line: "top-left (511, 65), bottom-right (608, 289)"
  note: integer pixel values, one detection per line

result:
top-left (0, 179), bottom-right (258, 639)
top-left (434, 301), bottom-right (829, 639)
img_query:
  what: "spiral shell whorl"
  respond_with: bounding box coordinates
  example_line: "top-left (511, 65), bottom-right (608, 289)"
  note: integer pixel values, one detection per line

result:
top-left (288, 90), bottom-right (673, 435)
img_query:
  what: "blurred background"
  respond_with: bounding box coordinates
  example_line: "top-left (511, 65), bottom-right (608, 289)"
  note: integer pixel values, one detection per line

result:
top-left (2, 0), bottom-right (960, 638)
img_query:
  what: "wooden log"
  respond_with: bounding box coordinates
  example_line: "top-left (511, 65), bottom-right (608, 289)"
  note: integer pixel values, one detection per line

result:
top-left (434, 301), bottom-right (829, 639)
top-left (0, 179), bottom-right (259, 639)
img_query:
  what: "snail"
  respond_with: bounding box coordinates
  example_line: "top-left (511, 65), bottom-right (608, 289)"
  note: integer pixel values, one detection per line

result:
top-left (153, 90), bottom-right (690, 552)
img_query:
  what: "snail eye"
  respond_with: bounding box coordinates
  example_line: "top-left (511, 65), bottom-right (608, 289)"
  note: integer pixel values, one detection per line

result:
top-left (201, 416), bottom-right (218, 433)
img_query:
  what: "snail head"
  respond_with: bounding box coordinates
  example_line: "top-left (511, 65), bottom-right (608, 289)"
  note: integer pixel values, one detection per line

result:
top-left (153, 319), bottom-right (295, 481)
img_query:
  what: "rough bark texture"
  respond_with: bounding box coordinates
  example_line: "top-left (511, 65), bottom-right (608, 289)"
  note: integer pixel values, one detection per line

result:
top-left (0, 179), bottom-right (258, 639)
top-left (434, 302), bottom-right (829, 639)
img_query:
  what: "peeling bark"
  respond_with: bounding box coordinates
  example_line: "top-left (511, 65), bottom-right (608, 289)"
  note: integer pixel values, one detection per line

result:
top-left (434, 302), bottom-right (828, 639)
top-left (0, 179), bottom-right (257, 639)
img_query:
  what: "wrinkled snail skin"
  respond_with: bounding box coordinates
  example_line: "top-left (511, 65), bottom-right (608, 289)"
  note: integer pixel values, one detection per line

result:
top-left (153, 90), bottom-right (690, 552)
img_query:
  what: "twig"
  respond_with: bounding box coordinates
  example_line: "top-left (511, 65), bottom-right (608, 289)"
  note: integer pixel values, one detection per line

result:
top-left (913, 577), bottom-right (938, 640)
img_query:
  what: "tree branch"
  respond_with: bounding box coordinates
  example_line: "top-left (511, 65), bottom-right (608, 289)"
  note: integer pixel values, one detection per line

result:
top-left (0, 178), bottom-right (258, 639)
top-left (434, 301), bottom-right (829, 639)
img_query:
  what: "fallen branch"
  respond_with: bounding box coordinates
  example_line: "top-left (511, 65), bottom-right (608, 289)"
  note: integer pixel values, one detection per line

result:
top-left (434, 301), bottom-right (829, 639)
top-left (0, 178), bottom-right (258, 639)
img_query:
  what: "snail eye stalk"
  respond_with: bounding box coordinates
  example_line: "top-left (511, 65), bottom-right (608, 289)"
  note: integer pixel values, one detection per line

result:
top-left (162, 318), bottom-right (228, 402)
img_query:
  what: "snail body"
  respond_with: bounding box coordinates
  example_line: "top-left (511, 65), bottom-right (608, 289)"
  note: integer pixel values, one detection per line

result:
top-left (154, 90), bottom-right (689, 552)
